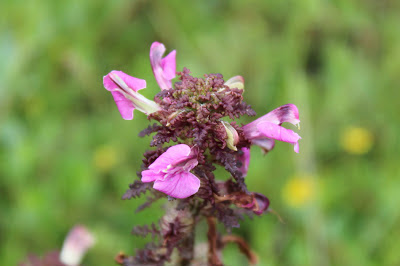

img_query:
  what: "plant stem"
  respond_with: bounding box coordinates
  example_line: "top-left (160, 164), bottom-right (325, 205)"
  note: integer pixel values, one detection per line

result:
top-left (207, 217), bottom-right (223, 266)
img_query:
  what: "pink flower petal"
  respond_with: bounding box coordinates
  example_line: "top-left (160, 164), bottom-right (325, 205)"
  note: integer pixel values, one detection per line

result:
top-left (103, 71), bottom-right (147, 120)
top-left (141, 169), bottom-right (164, 183)
top-left (150, 42), bottom-right (176, 90)
top-left (153, 171), bottom-right (200, 198)
top-left (243, 104), bottom-right (300, 136)
top-left (161, 50), bottom-right (176, 80)
top-left (110, 91), bottom-right (135, 120)
top-left (148, 144), bottom-right (192, 172)
top-left (258, 104), bottom-right (300, 125)
top-left (256, 122), bottom-right (301, 153)
top-left (103, 70), bottom-right (146, 93)
top-left (251, 139), bottom-right (275, 153)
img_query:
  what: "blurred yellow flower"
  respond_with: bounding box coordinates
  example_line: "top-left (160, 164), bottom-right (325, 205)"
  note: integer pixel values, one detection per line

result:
top-left (93, 145), bottom-right (118, 172)
top-left (282, 175), bottom-right (315, 208)
top-left (340, 127), bottom-right (373, 155)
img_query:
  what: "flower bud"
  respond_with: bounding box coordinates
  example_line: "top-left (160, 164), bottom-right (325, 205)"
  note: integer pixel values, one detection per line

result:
top-left (224, 75), bottom-right (244, 91)
top-left (221, 121), bottom-right (239, 151)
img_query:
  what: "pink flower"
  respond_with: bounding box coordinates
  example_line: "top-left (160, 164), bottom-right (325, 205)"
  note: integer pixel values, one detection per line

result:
top-left (141, 144), bottom-right (200, 198)
top-left (242, 104), bottom-right (301, 153)
top-left (59, 225), bottom-right (95, 266)
top-left (103, 70), bottom-right (161, 120)
top-left (103, 42), bottom-right (176, 119)
top-left (150, 42), bottom-right (176, 91)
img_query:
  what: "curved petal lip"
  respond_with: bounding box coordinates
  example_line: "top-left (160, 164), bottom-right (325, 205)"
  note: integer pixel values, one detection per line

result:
top-left (103, 71), bottom-right (146, 92)
top-left (247, 104), bottom-right (300, 127)
top-left (110, 91), bottom-right (135, 120)
top-left (148, 144), bottom-right (192, 171)
top-left (153, 171), bottom-right (200, 198)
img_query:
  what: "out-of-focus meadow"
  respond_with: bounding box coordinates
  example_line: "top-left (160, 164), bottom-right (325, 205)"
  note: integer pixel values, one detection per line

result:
top-left (1, 0), bottom-right (400, 265)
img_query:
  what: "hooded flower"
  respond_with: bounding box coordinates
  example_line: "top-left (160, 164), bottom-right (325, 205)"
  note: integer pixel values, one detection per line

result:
top-left (150, 42), bottom-right (176, 91)
top-left (103, 70), bottom-right (161, 120)
top-left (242, 104), bottom-right (301, 153)
top-left (141, 144), bottom-right (200, 198)
top-left (103, 42), bottom-right (176, 120)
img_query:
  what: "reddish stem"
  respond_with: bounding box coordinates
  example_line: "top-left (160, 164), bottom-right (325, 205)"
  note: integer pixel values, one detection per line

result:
top-left (221, 235), bottom-right (258, 265)
top-left (207, 217), bottom-right (223, 266)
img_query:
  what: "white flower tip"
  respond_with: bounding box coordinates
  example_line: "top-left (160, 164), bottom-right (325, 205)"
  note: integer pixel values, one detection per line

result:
top-left (59, 225), bottom-right (95, 266)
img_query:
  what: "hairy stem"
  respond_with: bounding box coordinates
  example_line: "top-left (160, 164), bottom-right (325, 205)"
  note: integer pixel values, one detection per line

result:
top-left (179, 228), bottom-right (195, 266)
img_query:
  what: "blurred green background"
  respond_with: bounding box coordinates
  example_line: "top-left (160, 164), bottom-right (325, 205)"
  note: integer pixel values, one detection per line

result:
top-left (1, 0), bottom-right (400, 265)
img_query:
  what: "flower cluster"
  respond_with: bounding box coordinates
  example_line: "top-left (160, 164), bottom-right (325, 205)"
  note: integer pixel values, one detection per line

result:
top-left (104, 42), bottom-right (301, 199)
top-left (103, 42), bottom-right (301, 265)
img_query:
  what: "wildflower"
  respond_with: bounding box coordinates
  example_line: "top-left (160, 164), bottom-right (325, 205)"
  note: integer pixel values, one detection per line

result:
top-left (150, 42), bottom-right (176, 91)
top-left (103, 42), bottom-right (302, 265)
top-left (141, 144), bottom-right (200, 198)
top-left (60, 225), bottom-right (96, 266)
top-left (340, 126), bottom-right (373, 155)
top-left (103, 42), bottom-right (177, 120)
top-left (103, 71), bottom-right (161, 120)
top-left (93, 145), bottom-right (118, 173)
top-left (242, 104), bottom-right (301, 153)
top-left (282, 175), bottom-right (315, 208)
